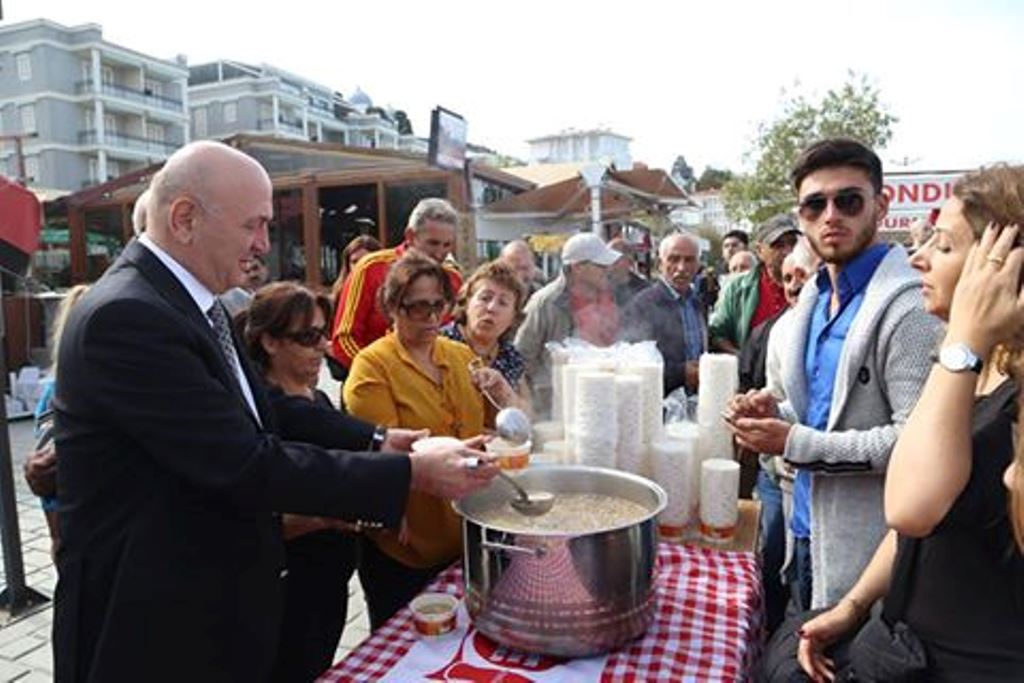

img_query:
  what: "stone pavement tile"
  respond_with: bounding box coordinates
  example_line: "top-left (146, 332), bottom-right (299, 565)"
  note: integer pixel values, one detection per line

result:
top-left (0, 659), bottom-right (30, 682)
top-left (0, 612), bottom-right (52, 646)
top-left (338, 623), bottom-right (369, 650)
top-left (0, 633), bottom-right (47, 660)
top-left (24, 539), bottom-right (51, 555)
top-left (15, 645), bottom-right (51, 674)
top-left (19, 551), bottom-right (52, 573)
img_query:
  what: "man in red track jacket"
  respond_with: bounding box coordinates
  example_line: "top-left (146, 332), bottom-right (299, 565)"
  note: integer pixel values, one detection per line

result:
top-left (331, 198), bottom-right (463, 369)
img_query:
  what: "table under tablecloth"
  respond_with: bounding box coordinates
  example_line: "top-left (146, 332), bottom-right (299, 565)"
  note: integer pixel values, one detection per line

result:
top-left (319, 542), bottom-right (763, 682)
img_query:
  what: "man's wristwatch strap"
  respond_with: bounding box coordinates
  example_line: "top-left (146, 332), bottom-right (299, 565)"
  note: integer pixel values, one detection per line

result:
top-left (369, 425), bottom-right (387, 451)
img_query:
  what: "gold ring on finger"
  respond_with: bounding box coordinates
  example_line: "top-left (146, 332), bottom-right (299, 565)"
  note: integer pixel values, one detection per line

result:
top-left (987, 255), bottom-right (1006, 266)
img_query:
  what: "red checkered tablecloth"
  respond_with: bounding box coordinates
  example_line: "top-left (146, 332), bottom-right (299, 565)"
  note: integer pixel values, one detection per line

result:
top-left (319, 542), bottom-right (763, 682)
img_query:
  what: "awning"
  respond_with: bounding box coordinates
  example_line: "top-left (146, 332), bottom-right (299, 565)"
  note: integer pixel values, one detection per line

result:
top-left (41, 227), bottom-right (121, 249)
top-left (527, 233), bottom-right (572, 253)
top-left (0, 176), bottom-right (42, 276)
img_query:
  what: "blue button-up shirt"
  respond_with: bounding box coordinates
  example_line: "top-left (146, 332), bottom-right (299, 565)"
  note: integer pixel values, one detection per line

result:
top-left (791, 243), bottom-right (890, 538)
top-left (661, 277), bottom-right (706, 363)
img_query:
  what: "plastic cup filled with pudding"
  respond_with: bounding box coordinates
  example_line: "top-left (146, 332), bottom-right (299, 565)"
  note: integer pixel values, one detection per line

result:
top-left (485, 437), bottom-right (532, 471)
top-left (410, 592), bottom-right (459, 636)
top-left (411, 436), bottom-right (464, 454)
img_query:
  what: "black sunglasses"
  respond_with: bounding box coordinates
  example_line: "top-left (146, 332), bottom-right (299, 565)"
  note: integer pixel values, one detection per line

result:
top-left (399, 299), bottom-right (448, 320)
top-left (797, 188), bottom-right (869, 221)
top-left (281, 325), bottom-right (329, 347)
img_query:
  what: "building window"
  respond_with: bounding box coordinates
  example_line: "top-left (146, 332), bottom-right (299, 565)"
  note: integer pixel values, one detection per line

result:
top-left (144, 79), bottom-right (163, 97)
top-left (223, 102), bottom-right (237, 124)
top-left (19, 105), bottom-right (36, 134)
top-left (81, 60), bottom-right (91, 82)
top-left (107, 160), bottom-right (121, 180)
top-left (147, 123), bottom-right (165, 142)
top-left (24, 156), bottom-right (39, 182)
top-left (16, 52), bottom-right (32, 81)
top-left (88, 158), bottom-right (99, 183)
top-left (103, 113), bottom-right (117, 136)
top-left (101, 65), bottom-right (115, 86)
top-left (193, 107), bottom-right (208, 137)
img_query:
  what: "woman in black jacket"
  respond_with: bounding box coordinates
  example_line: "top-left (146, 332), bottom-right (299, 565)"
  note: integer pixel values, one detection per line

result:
top-left (241, 281), bottom-right (423, 682)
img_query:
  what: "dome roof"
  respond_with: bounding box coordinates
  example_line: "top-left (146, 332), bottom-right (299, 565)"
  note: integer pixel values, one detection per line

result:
top-left (349, 87), bottom-right (373, 111)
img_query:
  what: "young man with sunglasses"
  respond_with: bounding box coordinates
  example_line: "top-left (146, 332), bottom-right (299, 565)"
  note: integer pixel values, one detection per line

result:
top-left (330, 198), bottom-right (464, 371)
top-left (727, 138), bottom-right (940, 612)
top-left (710, 213), bottom-right (800, 355)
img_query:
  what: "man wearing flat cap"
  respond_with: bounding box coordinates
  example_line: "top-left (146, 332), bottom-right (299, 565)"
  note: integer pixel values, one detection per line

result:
top-left (515, 232), bottom-right (621, 416)
top-left (710, 214), bottom-right (801, 354)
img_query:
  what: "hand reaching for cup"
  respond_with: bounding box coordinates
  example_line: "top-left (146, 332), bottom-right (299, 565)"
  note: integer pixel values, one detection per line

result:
top-left (408, 435), bottom-right (499, 499)
top-left (381, 428), bottom-right (430, 453)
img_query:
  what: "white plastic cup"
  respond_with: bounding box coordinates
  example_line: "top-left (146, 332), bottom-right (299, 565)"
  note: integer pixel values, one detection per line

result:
top-left (411, 436), bottom-right (463, 453)
top-left (699, 459), bottom-right (740, 543)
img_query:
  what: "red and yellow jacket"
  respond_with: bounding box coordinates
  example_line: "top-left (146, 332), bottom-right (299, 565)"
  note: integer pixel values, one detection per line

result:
top-left (330, 243), bottom-right (463, 368)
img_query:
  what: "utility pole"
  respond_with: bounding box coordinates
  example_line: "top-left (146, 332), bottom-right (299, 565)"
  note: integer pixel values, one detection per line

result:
top-left (0, 133), bottom-right (38, 185)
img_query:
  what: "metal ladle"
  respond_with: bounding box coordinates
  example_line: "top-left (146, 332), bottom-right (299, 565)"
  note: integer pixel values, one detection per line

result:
top-left (498, 471), bottom-right (555, 516)
top-left (470, 360), bottom-right (532, 445)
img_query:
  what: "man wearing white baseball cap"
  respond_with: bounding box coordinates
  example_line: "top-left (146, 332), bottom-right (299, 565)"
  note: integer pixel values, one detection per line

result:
top-left (514, 232), bottom-right (621, 416)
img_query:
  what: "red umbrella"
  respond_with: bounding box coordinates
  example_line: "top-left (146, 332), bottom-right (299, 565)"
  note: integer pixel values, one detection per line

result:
top-left (0, 175), bottom-right (41, 276)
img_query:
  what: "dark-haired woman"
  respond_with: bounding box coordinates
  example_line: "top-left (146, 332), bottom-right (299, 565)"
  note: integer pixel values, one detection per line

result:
top-left (241, 281), bottom-right (423, 682)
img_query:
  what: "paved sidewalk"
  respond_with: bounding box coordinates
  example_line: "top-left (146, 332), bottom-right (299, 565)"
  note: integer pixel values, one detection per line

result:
top-left (0, 366), bottom-right (371, 682)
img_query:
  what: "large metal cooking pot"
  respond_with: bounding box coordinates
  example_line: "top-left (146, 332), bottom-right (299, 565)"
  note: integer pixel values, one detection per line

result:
top-left (453, 465), bottom-right (666, 657)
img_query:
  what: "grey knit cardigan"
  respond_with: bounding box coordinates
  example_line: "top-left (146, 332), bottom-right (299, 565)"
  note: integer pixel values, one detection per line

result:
top-left (777, 244), bottom-right (943, 608)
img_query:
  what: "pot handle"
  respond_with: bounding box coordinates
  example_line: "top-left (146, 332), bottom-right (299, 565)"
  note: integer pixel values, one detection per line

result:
top-left (481, 539), bottom-right (547, 558)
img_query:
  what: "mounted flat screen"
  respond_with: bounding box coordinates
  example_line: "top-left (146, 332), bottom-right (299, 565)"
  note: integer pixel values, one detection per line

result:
top-left (428, 107), bottom-right (467, 172)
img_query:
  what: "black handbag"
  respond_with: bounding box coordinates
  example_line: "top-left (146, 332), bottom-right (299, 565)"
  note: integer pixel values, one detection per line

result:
top-left (846, 538), bottom-right (929, 682)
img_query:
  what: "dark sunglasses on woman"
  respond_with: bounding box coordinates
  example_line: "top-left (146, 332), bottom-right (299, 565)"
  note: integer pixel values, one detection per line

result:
top-left (400, 299), bottom-right (449, 321)
top-left (798, 187), bottom-right (869, 221)
top-left (282, 326), bottom-right (330, 347)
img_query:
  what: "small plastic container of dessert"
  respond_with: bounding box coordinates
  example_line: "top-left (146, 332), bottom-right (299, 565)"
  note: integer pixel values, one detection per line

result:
top-left (410, 592), bottom-right (459, 636)
top-left (485, 437), bottom-right (532, 471)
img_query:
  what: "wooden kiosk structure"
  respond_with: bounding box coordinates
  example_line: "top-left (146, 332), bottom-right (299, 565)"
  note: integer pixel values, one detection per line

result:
top-left (46, 135), bottom-right (533, 289)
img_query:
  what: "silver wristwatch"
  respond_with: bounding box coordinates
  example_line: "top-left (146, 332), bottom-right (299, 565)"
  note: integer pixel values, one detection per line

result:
top-left (935, 343), bottom-right (983, 374)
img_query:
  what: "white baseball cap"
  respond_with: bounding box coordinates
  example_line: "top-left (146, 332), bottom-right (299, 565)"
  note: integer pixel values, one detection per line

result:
top-left (561, 233), bottom-right (621, 267)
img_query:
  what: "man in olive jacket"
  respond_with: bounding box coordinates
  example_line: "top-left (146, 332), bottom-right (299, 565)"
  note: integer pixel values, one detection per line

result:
top-left (709, 214), bottom-right (800, 353)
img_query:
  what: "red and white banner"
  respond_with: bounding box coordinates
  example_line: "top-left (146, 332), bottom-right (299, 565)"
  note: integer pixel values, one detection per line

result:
top-left (880, 171), bottom-right (965, 232)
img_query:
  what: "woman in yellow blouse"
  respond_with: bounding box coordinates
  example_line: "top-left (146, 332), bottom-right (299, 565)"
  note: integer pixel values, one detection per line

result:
top-left (345, 250), bottom-right (515, 629)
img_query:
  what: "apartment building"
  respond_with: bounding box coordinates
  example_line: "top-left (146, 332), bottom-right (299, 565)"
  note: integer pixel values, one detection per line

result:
top-left (188, 61), bottom-right (404, 150)
top-left (0, 19), bottom-right (189, 191)
top-left (527, 128), bottom-right (633, 169)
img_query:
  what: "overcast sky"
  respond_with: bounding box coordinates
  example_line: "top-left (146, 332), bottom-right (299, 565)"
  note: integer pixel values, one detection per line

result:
top-left (7, 0), bottom-right (1022, 174)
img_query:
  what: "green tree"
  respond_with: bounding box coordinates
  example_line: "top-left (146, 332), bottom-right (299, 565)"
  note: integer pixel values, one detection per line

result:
top-left (393, 110), bottom-right (414, 136)
top-left (696, 167), bottom-right (734, 191)
top-left (722, 72), bottom-right (897, 224)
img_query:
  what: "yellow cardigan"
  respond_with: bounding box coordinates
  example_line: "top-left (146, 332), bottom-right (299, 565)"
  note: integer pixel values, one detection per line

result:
top-left (344, 332), bottom-right (485, 568)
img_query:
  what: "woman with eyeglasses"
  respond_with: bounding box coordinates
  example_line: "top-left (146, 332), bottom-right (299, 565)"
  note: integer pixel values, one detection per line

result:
top-left (762, 165), bottom-right (1024, 682)
top-left (241, 281), bottom-right (426, 682)
top-left (344, 251), bottom-right (511, 630)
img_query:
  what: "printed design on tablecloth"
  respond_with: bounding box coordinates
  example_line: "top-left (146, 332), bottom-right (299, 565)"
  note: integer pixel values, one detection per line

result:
top-left (425, 629), bottom-right (565, 682)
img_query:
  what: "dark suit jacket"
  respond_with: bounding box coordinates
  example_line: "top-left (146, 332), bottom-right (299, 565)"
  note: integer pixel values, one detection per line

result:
top-left (52, 241), bottom-right (410, 682)
top-left (621, 279), bottom-right (706, 396)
